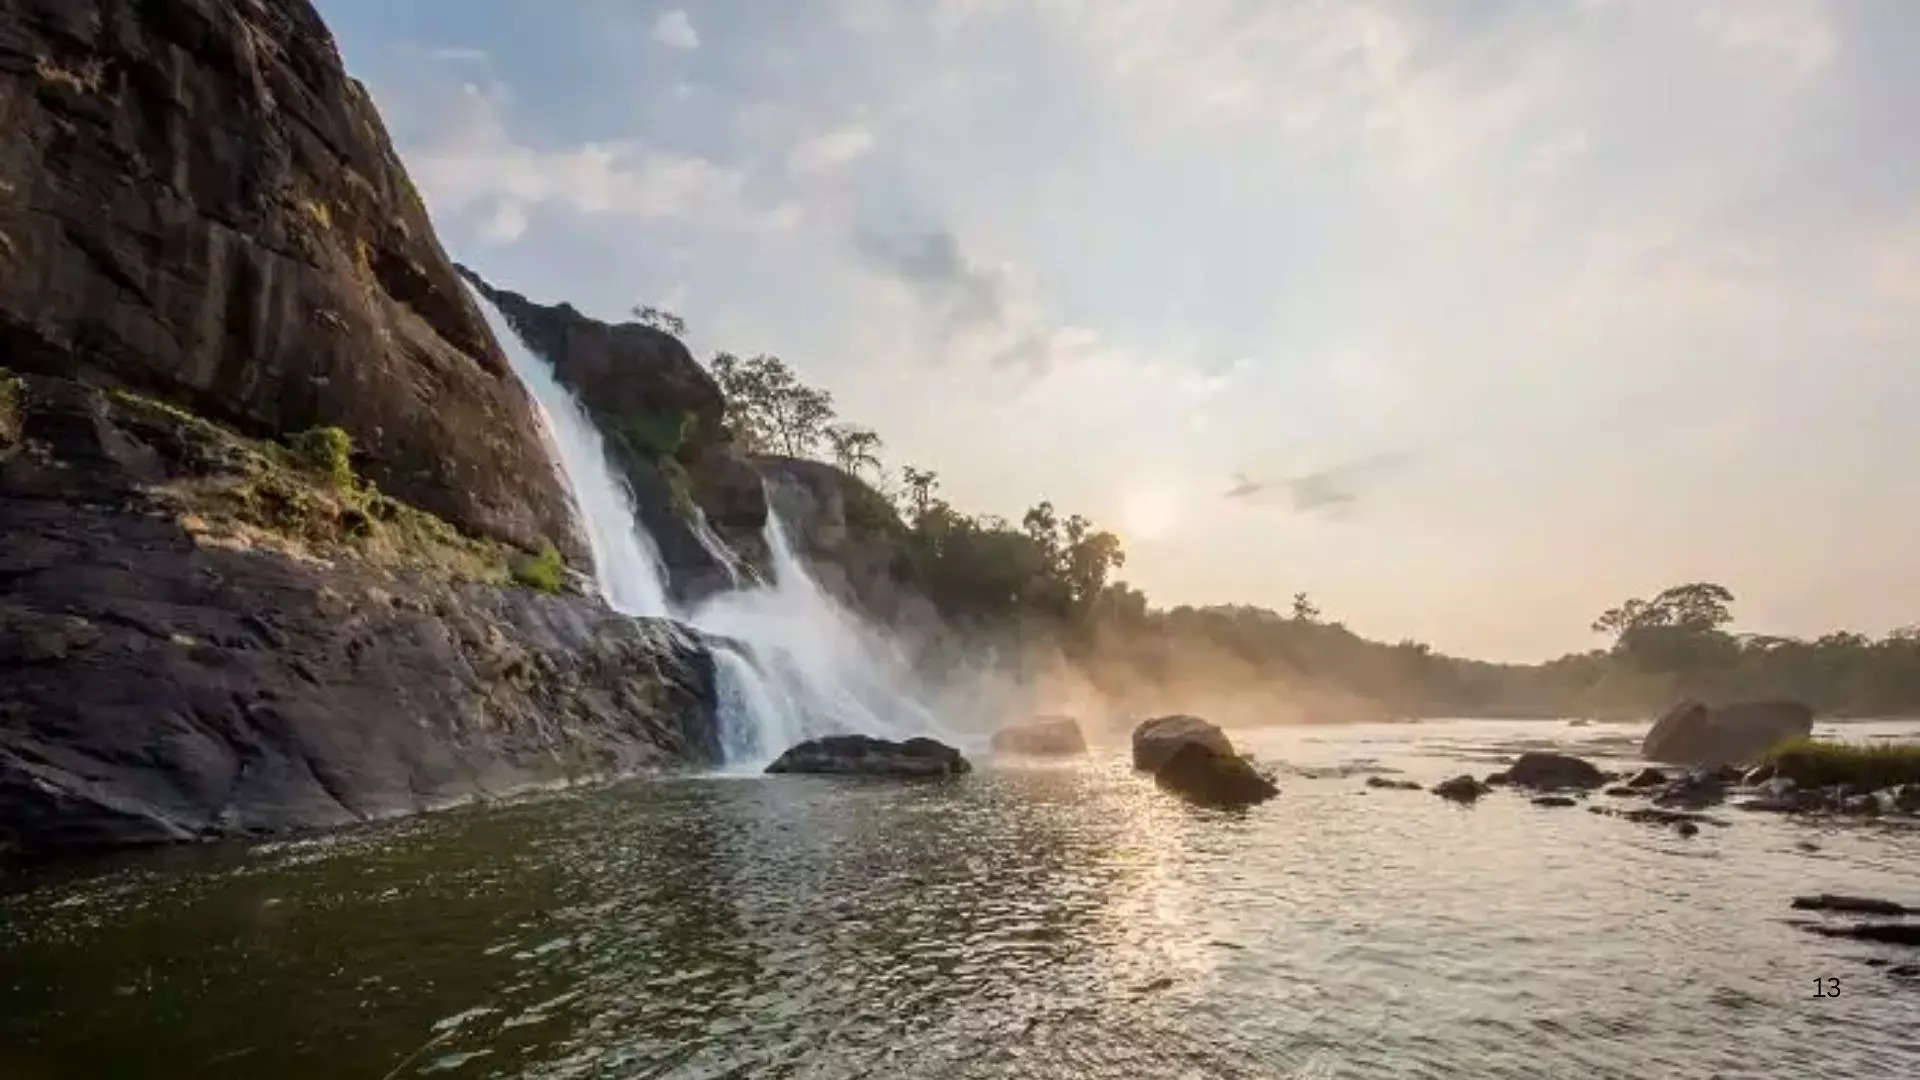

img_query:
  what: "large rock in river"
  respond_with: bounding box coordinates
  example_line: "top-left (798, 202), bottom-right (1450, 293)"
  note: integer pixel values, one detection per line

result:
top-left (1131, 715), bottom-right (1234, 771)
top-left (765, 735), bottom-right (971, 777)
top-left (1641, 700), bottom-right (1814, 767)
top-left (1153, 742), bottom-right (1278, 809)
top-left (1504, 752), bottom-right (1607, 790)
top-left (991, 715), bottom-right (1088, 756)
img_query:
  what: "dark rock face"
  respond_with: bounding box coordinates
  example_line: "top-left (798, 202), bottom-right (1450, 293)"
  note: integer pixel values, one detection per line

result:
top-left (1641, 699), bottom-right (1813, 767)
top-left (1131, 715), bottom-right (1234, 772)
top-left (756, 455), bottom-right (930, 625)
top-left (1152, 742), bottom-right (1278, 809)
top-left (0, 373), bottom-right (721, 855)
top-left (764, 735), bottom-right (970, 777)
top-left (0, 0), bottom-right (577, 555)
top-left (1433, 775), bottom-right (1489, 803)
top-left (1504, 752), bottom-right (1607, 790)
top-left (459, 271), bottom-right (762, 603)
top-left (991, 715), bottom-right (1087, 756)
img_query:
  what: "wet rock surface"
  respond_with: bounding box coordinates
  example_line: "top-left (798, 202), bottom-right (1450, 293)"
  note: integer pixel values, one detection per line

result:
top-left (1151, 742), bottom-right (1279, 809)
top-left (1131, 715), bottom-right (1235, 772)
top-left (765, 735), bottom-right (971, 777)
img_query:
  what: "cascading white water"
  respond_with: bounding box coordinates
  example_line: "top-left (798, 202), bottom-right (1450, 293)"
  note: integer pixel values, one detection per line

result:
top-left (468, 286), bottom-right (672, 619)
top-left (467, 282), bottom-right (947, 765)
top-left (689, 511), bottom-right (947, 761)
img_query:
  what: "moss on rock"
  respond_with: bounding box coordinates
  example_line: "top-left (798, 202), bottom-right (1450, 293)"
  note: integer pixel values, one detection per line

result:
top-left (0, 368), bottom-right (21, 448)
top-left (510, 540), bottom-right (567, 593)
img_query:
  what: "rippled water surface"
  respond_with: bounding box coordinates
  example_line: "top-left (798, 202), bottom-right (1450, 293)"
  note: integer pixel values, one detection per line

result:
top-left (5, 719), bottom-right (1920, 1078)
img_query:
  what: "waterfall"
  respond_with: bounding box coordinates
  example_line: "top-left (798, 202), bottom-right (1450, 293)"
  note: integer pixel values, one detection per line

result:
top-left (469, 287), bottom-right (672, 619)
top-left (467, 282), bottom-right (945, 765)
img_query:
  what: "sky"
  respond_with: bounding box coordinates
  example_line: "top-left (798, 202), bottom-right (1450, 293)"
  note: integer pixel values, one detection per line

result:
top-left (316, 0), bottom-right (1920, 662)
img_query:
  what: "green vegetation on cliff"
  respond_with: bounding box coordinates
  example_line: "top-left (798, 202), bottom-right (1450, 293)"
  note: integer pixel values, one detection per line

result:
top-left (511, 540), bottom-right (567, 593)
top-left (288, 425), bottom-right (354, 491)
top-left (82, 386), bottom-right (563, 592)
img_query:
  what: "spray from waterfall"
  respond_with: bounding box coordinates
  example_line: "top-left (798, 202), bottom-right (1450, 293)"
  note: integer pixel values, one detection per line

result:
top-left (467, 282), bottom-right (947, 765)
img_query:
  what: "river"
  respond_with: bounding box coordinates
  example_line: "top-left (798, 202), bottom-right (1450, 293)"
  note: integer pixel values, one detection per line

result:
top-left (4, 718), bottom-right (1918, 1078)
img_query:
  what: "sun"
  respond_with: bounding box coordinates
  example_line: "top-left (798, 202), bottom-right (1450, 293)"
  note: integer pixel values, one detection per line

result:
top-left (1120, 483), bottom-right (1183, 542)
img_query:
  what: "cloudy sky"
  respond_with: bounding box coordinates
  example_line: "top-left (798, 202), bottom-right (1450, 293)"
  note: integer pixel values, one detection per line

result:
top-left (317, 0), bottom-right (1920, 661)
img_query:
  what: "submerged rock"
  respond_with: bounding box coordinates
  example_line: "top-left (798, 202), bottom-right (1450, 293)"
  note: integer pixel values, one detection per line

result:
top-left (1640, 700), bottom-right (1813, 767)
top-left (1653, 771), bottom-right (1729, 810)
top-left (991, 715), bottom-right (1088, 756)
top-left (1532, 795), bottom-right (1579, 807)
top-left (1433, 775), bottom-right (1490, 803)
top-left (1131, 715), bottom-right (1234, 772)
top-left (1504, 752), bottom-right (1607, 790)
top-left (1365, 776), bottom-right (1424, 791)
top-left (1798, 923), bottom-right (1920, 947)
top-left (1792, 894), bottom-right (1916, 916)
top-left (1153, 742), bottom-right (1279, 809)
top-left (765, 735), bottom-right (971, 777)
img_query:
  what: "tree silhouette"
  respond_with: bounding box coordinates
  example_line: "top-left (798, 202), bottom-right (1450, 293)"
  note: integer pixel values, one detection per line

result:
top-left (1292, 592), bottom-right (1321, 622)
top-left (826, 424), bottom-right (884, 479)
top-left (631, 305), bottom-right (686, 336)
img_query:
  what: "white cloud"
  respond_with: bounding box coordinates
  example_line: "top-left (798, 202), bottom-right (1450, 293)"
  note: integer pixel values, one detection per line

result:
top-left (788, 125), bottom-right (876, 175)
top-left (478, 199), bottom-right (529, 244)
top-left (1693, 0), bottom-right (1837, 77)
top-left (427, 46), bottom-right (489, 62)
top-left (404, 83), bottom-right (781, 232)
top-left (651, 9), bottom-right (700, 51)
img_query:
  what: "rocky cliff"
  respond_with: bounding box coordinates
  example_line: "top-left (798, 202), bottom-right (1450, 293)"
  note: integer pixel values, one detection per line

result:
top-left (0, 0), bottom-right (724, 856)
top-left (0, 0), bottom-right (578, 557)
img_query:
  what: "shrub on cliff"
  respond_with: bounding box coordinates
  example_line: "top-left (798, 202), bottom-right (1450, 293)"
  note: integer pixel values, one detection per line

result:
top-left (511, 540), bottom-right (567, 593)
top-left (288, 426), bottom-right (355, 491)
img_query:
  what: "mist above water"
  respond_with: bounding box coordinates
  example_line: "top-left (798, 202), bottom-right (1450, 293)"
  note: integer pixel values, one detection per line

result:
top-left (467, 283), bottom-right (945, 765)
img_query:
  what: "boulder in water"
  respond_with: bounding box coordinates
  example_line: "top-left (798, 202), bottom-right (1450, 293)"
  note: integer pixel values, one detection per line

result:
top-left (765, 735), bottom-right (970, 777)
top-left (1433, 775), bottom-right (1490, 803)
top-left (991, 715), bottom-right (1088, 756)
top-left (1504, 752), bottom-right (1607, 790)
top-left (1640, 700), bottom-right (1813, 767)
top-left (1152, 742), bottom-right (1278, 809)
top-left (1131, 715), bottom-right (1234, 772)
top-left (1625, 767), bottom-right (1668, 789)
